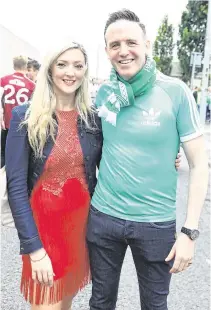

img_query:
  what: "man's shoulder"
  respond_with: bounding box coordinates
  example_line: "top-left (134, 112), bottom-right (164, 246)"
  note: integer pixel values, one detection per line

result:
top-left (0, 73), bottom-right (14, 85)
top-left (155, 72), bottom-right (190, 100)
top-left (156, 72), bottom-right (185, 90)
top-left (0, 73), bottom-right (34, 90)
top-left (23, 76), bottom-right (35, 90)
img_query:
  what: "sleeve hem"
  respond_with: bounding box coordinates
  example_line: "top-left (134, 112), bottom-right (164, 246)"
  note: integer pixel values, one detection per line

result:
top-left (20, 237), bottom-right (43, 255)
top-left (180, 130), bottom-right (203, 143)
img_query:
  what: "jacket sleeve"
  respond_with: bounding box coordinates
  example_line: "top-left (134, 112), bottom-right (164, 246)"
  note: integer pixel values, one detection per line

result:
top-left (5, 106), bottom-right (43, 254)
top-left (95, 114), bottom-right (103, 169)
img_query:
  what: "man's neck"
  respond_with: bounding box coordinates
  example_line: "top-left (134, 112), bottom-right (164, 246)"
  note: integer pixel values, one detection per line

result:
top-left (14, 70), bottom-right (26, 75)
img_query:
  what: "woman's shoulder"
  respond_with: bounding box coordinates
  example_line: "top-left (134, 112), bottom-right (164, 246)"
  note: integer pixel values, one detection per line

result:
top-left (88, 108), bottom-right (102, 131)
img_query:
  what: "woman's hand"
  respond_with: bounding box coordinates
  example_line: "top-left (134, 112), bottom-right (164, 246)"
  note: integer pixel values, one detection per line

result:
top-left (175, 152), bottom-right (182, 170)
top-left (29, 248), bottom-right (55, 287)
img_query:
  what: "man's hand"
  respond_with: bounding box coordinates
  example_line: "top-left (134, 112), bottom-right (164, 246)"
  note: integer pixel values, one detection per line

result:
top-left (165, 233), bottom-right (195, 273)
top-left (1, 118), bottom-right (5, 130)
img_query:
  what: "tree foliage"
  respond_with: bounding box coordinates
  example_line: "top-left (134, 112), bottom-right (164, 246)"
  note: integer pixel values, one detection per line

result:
top-left (177, 0), bottom-right (208, 83)
top-left (153, 15), bottom-right (174, 75)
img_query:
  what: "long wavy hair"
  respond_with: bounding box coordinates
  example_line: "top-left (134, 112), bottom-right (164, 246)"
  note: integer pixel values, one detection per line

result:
top-left (23, 41), bottom-right (93, 158)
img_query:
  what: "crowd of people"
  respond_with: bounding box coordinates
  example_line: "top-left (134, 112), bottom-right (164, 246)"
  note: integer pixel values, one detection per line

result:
top-left (192, 85), bottom-right (211, 122)
top-left (0, 8), bottom-right (209, 310)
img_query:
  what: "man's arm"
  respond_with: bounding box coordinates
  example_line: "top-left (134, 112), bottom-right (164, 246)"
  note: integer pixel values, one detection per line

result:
top-left (165, 135), bottom-right (209, 273)
top-left (0, 86), bottom-right (5, 129)
top-left (183, 135), bottom-right (209, 228)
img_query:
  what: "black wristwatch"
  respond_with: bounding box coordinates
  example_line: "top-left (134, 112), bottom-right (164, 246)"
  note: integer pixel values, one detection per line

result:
top-left (181, 227), bottom-right (200, 240)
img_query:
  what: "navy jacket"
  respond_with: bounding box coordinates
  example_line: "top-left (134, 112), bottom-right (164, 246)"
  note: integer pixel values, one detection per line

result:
top-left (6, 105), bottom-right (103, 255)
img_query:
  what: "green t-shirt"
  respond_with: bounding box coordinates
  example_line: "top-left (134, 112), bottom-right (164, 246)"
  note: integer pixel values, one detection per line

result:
top-left (91, 73), bottom-right (203, 222)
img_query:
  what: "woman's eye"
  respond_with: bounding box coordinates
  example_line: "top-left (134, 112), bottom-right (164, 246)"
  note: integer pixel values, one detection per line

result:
top-left (75, 64), bottom-right (84, 69)
top-left (57, 63), bottom-right (65, 68)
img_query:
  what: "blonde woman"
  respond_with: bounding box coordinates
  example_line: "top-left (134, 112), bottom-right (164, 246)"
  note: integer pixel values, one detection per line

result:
top-left (5, 41), bottom-right (103, 309)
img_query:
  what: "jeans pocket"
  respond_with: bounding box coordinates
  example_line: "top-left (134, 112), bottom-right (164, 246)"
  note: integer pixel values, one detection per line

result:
top-left (149, 220), bottom-right (176, 229)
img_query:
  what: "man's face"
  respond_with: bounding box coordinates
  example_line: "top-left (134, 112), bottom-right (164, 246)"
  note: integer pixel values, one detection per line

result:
top-left (27, 67), bottom-right (38, 82)
top-left (105, 20), bottom-right (150, 80)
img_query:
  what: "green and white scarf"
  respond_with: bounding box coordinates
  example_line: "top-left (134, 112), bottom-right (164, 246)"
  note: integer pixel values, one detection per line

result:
top-left (97, 57), bottom-right (157, 126)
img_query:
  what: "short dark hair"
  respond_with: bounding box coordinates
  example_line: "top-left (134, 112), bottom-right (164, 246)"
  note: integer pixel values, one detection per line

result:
top-left (27, 59), bottom-right (41, 71)
top-left (104, 9), bottom-right (146, 38)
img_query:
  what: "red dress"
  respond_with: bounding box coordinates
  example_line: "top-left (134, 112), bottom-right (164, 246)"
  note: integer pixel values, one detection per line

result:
top-left (21, 110), bottom-right (91, 305)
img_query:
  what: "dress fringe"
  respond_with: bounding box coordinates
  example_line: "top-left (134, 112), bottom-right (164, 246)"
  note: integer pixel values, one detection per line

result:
top-left (21, 268), bottom-right (91, 305)
top-left (21, 178), bottom-right (91, 305)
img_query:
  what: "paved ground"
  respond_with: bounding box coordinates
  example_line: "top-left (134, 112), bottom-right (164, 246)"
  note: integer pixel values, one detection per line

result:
top-left (1, 126), bottom-right (210, 310)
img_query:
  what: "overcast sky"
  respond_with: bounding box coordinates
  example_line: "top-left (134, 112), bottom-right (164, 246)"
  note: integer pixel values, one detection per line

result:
top-left (0, 0), bottom-right (188, 78)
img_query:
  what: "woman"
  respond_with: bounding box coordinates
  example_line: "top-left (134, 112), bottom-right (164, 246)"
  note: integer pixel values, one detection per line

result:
top-left (5, 40), bottom-right (181, 310)
top-left (6, 41), bottom-right (103, 309)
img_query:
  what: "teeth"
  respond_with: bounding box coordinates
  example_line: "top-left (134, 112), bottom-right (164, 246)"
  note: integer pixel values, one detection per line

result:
top-left (119, 60), bottom-right (133, 64)
top-left (63, 80), bottom-right (75, 85)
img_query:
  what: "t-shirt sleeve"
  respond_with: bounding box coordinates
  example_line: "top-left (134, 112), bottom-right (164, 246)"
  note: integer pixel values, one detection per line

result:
top-left (176, 82), bottom-right (203, 143)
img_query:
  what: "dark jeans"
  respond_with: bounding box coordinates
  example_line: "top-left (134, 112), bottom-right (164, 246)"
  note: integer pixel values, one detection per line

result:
top-left (1, 129), bottom-right (8, 168)
top-left (87, 205), bottom-right (176, 310)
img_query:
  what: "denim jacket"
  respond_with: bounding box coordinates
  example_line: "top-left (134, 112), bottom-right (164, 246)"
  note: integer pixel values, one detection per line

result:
top-left (6, 104), bottom-right (103, 255)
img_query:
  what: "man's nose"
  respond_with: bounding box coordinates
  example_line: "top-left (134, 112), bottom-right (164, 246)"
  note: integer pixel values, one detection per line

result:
top-left (119, 44), bottom-right (129, 57)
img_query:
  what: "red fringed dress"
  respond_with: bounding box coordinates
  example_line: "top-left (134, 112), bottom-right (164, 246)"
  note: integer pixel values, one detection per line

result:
top-left (21, 110), bottom-right (91, 305)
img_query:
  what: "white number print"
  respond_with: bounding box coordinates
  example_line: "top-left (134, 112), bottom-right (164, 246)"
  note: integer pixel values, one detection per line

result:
top-left (4, 85), bottom-right (29, 105)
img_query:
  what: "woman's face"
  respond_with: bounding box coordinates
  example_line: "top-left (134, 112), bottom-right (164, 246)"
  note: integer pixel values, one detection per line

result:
top-left (51, 48), bottom-right (86, 97)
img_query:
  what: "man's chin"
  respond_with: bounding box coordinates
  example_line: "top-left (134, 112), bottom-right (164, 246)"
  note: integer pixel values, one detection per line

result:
top-left (118, 70), bottom-right (133, 80)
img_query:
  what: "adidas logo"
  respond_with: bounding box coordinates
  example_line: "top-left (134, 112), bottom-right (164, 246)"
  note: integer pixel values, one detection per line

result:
top-left (141, 108), bottom-right (161, 127)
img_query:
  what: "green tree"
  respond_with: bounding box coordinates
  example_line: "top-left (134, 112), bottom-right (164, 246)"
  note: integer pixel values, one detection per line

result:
top-left (177, 0), bottom-right (208, 83)
top-left (153, 15), bottom-right (174, 75)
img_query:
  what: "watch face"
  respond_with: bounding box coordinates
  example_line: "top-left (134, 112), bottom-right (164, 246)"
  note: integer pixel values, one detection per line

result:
top-left (190, 230), bottom-right (199, 240)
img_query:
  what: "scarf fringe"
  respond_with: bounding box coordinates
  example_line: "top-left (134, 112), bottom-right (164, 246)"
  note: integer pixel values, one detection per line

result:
top-left (98, 106), bottom-right (117, 126)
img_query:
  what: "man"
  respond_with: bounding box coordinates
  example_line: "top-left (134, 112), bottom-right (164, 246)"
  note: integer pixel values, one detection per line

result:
top-left (1, 56), bottom-right (35, 167)
top-left (86, 9), bottom-right (209, 310)
top-left (27, 59), bottom-right (40, 82)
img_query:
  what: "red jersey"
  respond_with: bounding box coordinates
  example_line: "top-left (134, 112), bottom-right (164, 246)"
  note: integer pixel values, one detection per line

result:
top-left (0, 72), bottom-right (35, 128)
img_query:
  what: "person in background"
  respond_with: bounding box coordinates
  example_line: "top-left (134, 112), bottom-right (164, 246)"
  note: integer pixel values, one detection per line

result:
top-left (193, 86), bottom-right (199, 103)
top-left (27, 59), bottom-right (41, 83)
top-left (0, 56), bottom-right (35, 167)
top-left (206, 86), bottom-right (211, 122)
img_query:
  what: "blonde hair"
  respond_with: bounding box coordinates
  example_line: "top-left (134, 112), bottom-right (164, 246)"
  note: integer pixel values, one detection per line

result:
top-left (23, 41), bottom-right (93, 158)
top-left (13, 55), bottom-right (28, 70)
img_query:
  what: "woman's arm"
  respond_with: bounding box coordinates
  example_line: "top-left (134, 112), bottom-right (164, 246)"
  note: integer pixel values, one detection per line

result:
top-left (6, 106), bottom-right (43, 255)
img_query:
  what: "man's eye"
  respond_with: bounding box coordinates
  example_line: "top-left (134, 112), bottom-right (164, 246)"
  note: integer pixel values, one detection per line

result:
top-left (111, 44), bottom-right (118, 49)
top-left (128, 41), bottom-right (136, 46)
